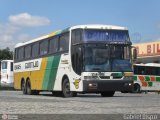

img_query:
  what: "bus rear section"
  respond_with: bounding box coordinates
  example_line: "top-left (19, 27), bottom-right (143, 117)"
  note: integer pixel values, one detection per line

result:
top-left (133, 63), bottom-right (160, 93)
top-left (0, 60), bottom-right (14, 87)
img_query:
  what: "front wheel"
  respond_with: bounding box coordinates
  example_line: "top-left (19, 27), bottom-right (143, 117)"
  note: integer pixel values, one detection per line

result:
top-left (62, 78), bottom-right (77, 97)
top-left (101, 91), bottom-right (115, 97)
top-left (133, 84), bottom-right (141, 93)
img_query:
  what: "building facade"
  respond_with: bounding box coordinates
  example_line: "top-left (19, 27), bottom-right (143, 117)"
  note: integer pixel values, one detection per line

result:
top-left (134, 41), bottom-right (160, 63)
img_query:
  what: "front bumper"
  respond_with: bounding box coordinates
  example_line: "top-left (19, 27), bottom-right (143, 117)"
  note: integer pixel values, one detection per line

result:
top-left (83, 80), bottom-right (133, 93)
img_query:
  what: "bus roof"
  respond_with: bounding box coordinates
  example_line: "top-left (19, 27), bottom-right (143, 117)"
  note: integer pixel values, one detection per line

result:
top-left (70, 24), bottom-right (128, 30)
top-left (1, 60), bottom-right (13, 62)
top-left (134, 63), bottom-right (160, 67)
top-left (15, 24), bottom-right (128, 48)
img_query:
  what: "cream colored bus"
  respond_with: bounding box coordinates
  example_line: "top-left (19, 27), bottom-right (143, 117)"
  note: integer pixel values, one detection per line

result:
top-left (14, 24), bottom-right (134, 97)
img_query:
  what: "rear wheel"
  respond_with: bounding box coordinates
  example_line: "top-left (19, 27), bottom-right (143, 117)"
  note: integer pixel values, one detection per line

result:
top-left (26, 80), bottom-right (33, 95)
top-left (21, 80), bottom-right (26, 94)
top-left (101, 91), bottom-right (115, 97)
top-left (62, 78), bottom-right (77, 97)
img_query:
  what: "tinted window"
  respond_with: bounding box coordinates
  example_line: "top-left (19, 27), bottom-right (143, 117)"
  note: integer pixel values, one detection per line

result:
top-left (59, 33), bottom-right (69, 52)
top-left (134, 66), bottom-right (160, 76)
top-left (40, 40), bottom-right (48, 55)
top-left (25, 45), bottom-right (31, 59)
top-left (49, 37), bottom-right (58, 53)
top-left (11, 62), bottom-right (13, 71)
top-left (134, 66), bottom-right (145, 75)
top-left (32, 42), bottom-right (39, 58)
top-left (71, 29), bottom-right (82, 44)
top-left (18, 47), bottom-right (24, 60)
top-left (14, 49), bottom-right (18, 61)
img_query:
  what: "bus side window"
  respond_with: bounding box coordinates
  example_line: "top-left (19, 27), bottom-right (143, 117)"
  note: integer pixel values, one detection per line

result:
top-left (25, 45), bottom-right (31, 59)
top-left (71, 29), bottom-right (82, 45)
top-left (11, 62), bottom-right (13, 71)
top-left (40, 40), bottom-right (48, 56)
top-left (49, 37), bottom-right (58, 54)
top-left (59, 33), bottom-right (69, 52)
top-left (15, 49), bottom-right (18, 61)
top-left (158, 67), bottom-right (160, 75)
top-left (32, 42), bottom-right (39, 58)
top-left (18, 47), bottom-right (24, 61)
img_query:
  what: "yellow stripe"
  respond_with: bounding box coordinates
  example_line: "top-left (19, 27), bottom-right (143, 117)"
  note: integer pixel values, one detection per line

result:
top-left (14, 58), bottom-right (48, 90)
top-left (48, 30), bottom-right (61, 38)
top-left (124, 72), bottom-right (133, 77)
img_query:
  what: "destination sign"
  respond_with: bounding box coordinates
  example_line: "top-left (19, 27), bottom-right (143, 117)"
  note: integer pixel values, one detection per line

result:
top-left (83, 30), bottom-right (129, 42)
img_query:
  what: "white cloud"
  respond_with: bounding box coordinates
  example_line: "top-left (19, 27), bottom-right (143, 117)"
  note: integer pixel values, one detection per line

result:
top-left (9, 13), bottom-right (51, 27)
top-left (0, 24), bottom-right (19, 49)
top-left (16, 34), bottom-right (32, 43)
top-left (0, 23), bottom-right (19, 35)
top-left (0, 13), bottom-right (51, 50)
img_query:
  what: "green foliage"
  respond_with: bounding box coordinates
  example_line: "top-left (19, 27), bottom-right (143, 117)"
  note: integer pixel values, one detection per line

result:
top-left (0, 47), bottom-right (13, 61)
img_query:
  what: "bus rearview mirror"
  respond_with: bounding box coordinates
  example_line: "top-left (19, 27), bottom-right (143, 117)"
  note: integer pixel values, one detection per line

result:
top-left (133, 48), bottom-right (137, 60)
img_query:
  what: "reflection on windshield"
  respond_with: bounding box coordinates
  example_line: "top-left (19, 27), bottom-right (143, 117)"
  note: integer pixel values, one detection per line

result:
top-left (84, 45), bottom-right (132, 72)
top-left (110, 45), bottom-right (131, 60)
top-left (85, 47), bottom-right (110, 71)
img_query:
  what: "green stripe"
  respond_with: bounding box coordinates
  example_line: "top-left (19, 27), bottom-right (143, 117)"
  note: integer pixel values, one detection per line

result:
top-left (148, 82), bottom-right (153, 87)
top-left (133, 76), bottom-right (137, 81)
top-left (156, 77), bottom-right (160, 82)
top-left (145, 76), bottom-right (150, 81)
top-left (111, 73), bottom-right (123, 77)
top-left (42, 55), bottom-right (61, 90)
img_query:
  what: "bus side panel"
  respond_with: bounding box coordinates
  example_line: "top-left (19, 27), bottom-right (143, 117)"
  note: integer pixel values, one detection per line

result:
top-left (42, 55), bottom-right (61, 90)
top-left (30, 58), bottom-right (48, 90)
top-left (53, 54), bottom-right (70, 91)
top-left (134, 75), bottom-right (160, 91)
top-left (14, 72), bottom-right (30, 89)
top-left (14, 58), bottom-right (47, 90)
top-left (53, 54), bottom-right (82, 92)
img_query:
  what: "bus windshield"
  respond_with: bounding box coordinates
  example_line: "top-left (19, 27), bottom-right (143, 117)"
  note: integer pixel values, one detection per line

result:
top-left (84, 44), bottom-right (132, 72)
top-left (1, 62), bottom-right (7, 69)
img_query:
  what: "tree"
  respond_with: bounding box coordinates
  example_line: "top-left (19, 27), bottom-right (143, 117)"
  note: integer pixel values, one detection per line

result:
top-left (0, 47), bottom-right (13, 61)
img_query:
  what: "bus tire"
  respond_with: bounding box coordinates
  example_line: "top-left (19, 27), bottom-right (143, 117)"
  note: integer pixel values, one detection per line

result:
top-left (62, 78), bottom-right (77, 97)
top-left (21, 80), bottom-right (27, 94)
top-left (101, 91), bottom-right (115, 97)
top-left (133, 83), bottom-right (141, 93)
top-left (26, 79), bottom-right (33, 95)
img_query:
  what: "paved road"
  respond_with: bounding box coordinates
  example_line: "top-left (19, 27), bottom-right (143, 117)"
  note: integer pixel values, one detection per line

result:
top-left (0, 90), bottom-right (159, 120)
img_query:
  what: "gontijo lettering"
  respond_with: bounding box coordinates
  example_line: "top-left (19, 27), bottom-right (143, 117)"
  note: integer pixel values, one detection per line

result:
top-left (25, 61), bottom-right (39, 69)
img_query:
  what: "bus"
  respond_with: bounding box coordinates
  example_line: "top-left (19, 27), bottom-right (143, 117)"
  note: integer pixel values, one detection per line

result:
top-left (133, 63), bottom-right (160, 93)
top-left (14, 24), bottom-right (135, 97)
top-left (0, 60), bottom-right (14, 87)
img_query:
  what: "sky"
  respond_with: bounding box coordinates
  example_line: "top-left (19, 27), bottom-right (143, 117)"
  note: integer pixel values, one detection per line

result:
top-left (0, 0), bottom-right (160, 50)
